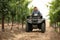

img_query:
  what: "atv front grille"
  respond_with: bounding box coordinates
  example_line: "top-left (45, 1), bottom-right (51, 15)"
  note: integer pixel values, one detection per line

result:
top-left (32, 19), bottom-right (38, 23)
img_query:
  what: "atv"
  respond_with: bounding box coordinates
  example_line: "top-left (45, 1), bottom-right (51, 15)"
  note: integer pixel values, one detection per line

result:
top-left (26, 13), bottom-right (46, 33)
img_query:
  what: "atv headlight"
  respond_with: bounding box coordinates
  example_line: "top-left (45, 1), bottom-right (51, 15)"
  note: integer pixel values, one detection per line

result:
top-left (38, 19), bottom-right (42, 23)
top-left (27, 19), bottom-right (32, 22)
top-left (29, 19), bottom-right (31, 21)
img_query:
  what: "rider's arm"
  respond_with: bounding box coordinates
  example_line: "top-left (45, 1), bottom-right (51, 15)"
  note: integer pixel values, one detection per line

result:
top-left (38, 11), bottom-right (42, 16)
top-left (38, 11), bottom-right (43, 18)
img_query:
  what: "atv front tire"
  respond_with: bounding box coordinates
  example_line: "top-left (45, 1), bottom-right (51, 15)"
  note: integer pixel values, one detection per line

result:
top-left (26, 23), bottom-right (32, 32)
top-left (41, 22), bottom-right (46, 33)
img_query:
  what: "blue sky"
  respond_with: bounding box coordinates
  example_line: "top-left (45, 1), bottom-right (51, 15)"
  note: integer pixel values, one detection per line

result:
top-left (28, 0), bottom-right (52, 19)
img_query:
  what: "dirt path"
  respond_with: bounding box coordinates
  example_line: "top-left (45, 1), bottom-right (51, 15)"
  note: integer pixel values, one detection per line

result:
top-left (12, 21), bottom-right (59, 40)
top-left (0, 21), bottom-right (60, 40)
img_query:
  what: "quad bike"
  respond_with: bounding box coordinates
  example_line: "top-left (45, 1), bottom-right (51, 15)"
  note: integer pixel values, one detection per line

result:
top-left (26, 13), bottom-right (46, 33)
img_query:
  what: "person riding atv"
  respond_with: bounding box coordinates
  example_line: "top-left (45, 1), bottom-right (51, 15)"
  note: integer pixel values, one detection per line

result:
top-left (26, 7), bottom-right (46, 33)
top-left (32, 7), bottom-right (42, 17)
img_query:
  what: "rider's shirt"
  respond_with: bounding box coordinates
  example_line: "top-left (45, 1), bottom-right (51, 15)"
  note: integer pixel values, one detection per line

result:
top-left (32, 10), bottom-right (42, 16)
